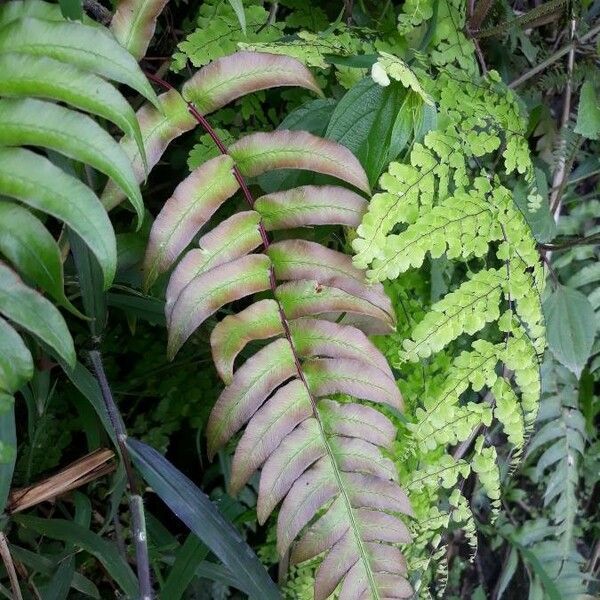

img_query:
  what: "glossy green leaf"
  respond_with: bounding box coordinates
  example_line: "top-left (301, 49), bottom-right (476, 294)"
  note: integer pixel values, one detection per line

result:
top-left (110, 0), bottom-right (170, 60)
top-left (15, 515), bottom-right (138, 598)
top-left (0, 53), bottom-right (145, 162)
top-left (544, 285), bottom-right (596, 377)
top-left (0, 98), bottom-right (144, 226)
top-left (0, 0), bottom-right (68, 25)
top-left (0, 17), bottom-right (159, 106)
top-left (0, 317), bottom-right (33, 394)
top-left (128, 438), bottom-right (281, 600)
top-left (0, 262), bottom-right (75, 367)
top-left (0, 147), bottom-right (116, 289)
top-left (0, 201), bottom-right (73, 311)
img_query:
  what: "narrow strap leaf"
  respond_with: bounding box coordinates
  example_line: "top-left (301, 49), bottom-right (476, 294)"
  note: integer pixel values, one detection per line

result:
top-left (0, 17), bottom-right (159, 106)
top-left (0, 147), bottom-right (116, 289)
top-left (255, 185), bottom-right (367, 230)
top-left (0, 98), bottom-right (144, 226)
top-left (289, 318), bottom-right (394, 379)
top-left (210, 299), bottom-right (284, 384)
top-left (168, 254), bottom-right (272, 359)
top-left (206, 338), bottom-right (296, 459)
top-left (143, 154), bottom-right (239, 289)
top-left (276, 280), bottom-right (396, 333)
top-left (230, 379), bottom-right (312, 494)
top-left (0, 262), bottom-right (75, 368)
top-left (110, 0), bottom-right (170, 60)
top-left (229, 130), bottom-right (371, 193)
top-left (182, 51), bottom-right (322, 115)
top-left (0, 53), bottom-right (145, 161)
top-left (166, 211), bottom-right (263, 323)
top-left (268, 240), bottom-right (395, 322)
top-left (304, 358), bottom-right (402, 409)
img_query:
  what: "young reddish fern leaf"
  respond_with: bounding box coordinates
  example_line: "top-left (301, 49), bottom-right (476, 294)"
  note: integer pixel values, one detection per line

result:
top-left (135, 51), bottom-right (412, 599)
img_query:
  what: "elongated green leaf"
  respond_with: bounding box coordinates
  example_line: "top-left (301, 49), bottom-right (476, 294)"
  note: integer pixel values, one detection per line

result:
top-left (544, 285), bottom-right (596, 377)
top-left (0, 147), bottom-right (116, 288)
top-left (144, 155), bottom-right (239, 289)
top-left (0, 262), bottom-right (75, 367)
top-left (0, 17), bottom-right (159, 106)
top-left (0, 98), bottom-right (144, 225)
top-left (227, 0), bottom-right (246, 33)
top-left (110, 0), bottom-right (170, 60)
top-left (0, 316), bottom-right (33, 394)
top-left (255, 185), bottom-right (367, 230)
top-left (161, 534), bottom-right (209, 600)
top-left (0, 53), bottom-right (145, 161)
top-left (101, 89), bottom-right (197, 211)
top-left (0, 397), bottom-right (16, 514)
top-left (182, 51), bottom-right (322, 115)
top-left (229, 130), bottom-right (371, 193)
top-left (0, 201), bottom-right (73, 311)
top-left (128, 438), bottom-right (281, 600)
top-left (168, 254), bottom-right (272, 359)
top-left (0, 0), bottom-right (65, 24)
top-left (15, 515), bottom-right (138, 598)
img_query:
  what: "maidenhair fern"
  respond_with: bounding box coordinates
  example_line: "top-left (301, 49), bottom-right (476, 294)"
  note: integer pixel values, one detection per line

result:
top-left (129, 50), bottom-right (413, 599)
top-left (351, 8), bottom-right (547, 593)
top-left (0, 0), bottom-right (155, 400)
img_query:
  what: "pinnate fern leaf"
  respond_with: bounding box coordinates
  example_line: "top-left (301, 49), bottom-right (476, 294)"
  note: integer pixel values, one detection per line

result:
top-left (141, 51), bottom-right (413, 599)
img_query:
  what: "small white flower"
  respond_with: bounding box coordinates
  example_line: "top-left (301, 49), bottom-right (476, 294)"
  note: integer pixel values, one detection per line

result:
top-left (371, 62), bottom-right (390, 87)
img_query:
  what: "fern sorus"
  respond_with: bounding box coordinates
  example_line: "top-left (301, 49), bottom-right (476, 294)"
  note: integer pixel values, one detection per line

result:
top-left (351, 22), bottom-right (547, 592)
top-left (0, 0), bottom-right (155, 395)
top-left (134, 51), bottom-right (412, 599)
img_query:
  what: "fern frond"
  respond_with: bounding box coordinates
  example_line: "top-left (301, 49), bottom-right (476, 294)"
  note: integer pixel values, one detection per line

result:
top-left (138, 51), bottom-right (413, 599)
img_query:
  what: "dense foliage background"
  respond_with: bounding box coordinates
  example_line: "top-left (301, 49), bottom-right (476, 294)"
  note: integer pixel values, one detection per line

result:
top-left (0, 0), bottom-right (598, 598)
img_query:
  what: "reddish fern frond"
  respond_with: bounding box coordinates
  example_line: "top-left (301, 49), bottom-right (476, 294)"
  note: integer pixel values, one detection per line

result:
top-left (136, 51), bottom-right (412, 599)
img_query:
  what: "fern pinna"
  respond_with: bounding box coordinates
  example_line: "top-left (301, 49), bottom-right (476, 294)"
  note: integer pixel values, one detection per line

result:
top-left (131, 52), bottom-right (412, 599)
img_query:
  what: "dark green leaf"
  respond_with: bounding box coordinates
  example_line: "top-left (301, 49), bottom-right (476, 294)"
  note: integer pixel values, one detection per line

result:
top-left (162, 534), bottom-right (209, 599)
top-left (0, 17), bottom-right (159, 106)
top-left (544, 285), bottom-right (596, 377)
top-left (0, 397), bottom-right (16, 514)
top-left (0, 316), bottom-right (33, 394)
top-left (128, 438), bottom-right (281, 600)
top-left (58, 0), bottom-right (82, 20)
top-left (15, 515), bottom-right (138, 598)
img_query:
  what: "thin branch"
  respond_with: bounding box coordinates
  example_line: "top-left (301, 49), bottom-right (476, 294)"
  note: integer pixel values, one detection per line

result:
top-left (83, 0), bottom-right (112, 25)
top-left (88, 351), bottom-right (153, 600)
top-left (509, 20), bottom-right (600, 89)
top-left (0, 533), bottom-right (23, 600)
